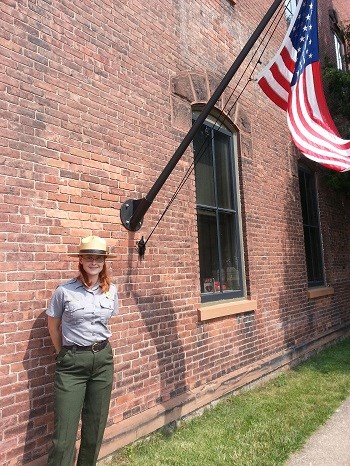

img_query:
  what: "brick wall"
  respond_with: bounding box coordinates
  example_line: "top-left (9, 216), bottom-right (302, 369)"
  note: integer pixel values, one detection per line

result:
top-left (1, 0), bottom-right (350, 464)
top-left (332, 0), bottom-right (350, 23)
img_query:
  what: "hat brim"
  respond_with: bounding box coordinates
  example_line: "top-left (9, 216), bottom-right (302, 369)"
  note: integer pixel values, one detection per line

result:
top-left (68, 253), bottom-right (118, 258)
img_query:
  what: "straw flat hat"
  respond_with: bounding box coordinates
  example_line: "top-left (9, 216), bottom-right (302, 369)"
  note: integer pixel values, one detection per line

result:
top-left (69, 235), bottom-right (117, 258)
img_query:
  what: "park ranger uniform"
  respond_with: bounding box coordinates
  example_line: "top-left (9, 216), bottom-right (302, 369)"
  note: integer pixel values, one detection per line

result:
top-left (46, 277), bottom-right (118, 466)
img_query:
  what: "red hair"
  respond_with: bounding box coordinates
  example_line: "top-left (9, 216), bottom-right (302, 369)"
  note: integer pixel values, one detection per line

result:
top-left (78, 262), bottom-right (111, 293)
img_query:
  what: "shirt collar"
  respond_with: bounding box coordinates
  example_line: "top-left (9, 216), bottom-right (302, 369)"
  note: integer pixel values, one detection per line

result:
top-left (74, 277), bottom-right (100, 292)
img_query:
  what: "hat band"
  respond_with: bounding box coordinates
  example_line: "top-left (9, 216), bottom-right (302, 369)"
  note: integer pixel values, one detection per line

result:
top-left (79, 249), bottom-right (107, 255)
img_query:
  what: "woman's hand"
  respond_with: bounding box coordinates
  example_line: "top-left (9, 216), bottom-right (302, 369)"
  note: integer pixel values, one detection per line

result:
top-left (47, 316), bottom-right (63, 354)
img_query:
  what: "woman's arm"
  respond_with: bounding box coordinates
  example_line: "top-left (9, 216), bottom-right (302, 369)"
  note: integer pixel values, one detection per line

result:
top-left (47, 316), bottom-right (63, 354)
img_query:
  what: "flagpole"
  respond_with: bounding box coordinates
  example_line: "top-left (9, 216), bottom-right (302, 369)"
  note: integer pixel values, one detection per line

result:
top-left (120, 0), bottom-right (284, 231)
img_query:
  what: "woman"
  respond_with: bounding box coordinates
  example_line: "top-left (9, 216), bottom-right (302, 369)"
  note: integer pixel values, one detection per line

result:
top-left (46, 235), bottom-right (118, 466)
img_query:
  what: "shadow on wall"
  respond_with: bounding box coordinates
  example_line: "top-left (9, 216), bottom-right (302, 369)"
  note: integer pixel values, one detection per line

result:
top-left (22, 311), bottom-right (54, 464)
top-left (115, 242), bottom-right (190, 423)
top-left (278, 160), bottom-right (310, 351)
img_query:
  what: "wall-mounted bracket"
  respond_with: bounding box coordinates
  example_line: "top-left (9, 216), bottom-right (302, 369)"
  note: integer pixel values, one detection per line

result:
top-left (120, 199), bottom-right (144, 231)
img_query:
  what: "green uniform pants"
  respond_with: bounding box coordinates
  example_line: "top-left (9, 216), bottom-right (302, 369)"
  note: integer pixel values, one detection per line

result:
top-left (47, 343), bottom-right (114, 466)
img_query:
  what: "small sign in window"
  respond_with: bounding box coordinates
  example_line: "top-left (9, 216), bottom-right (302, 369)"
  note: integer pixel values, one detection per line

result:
top-left (203, 278), bottom-right (216, 293)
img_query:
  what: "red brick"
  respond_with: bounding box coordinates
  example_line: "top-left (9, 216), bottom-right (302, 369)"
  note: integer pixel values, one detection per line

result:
top-left (1, 0), bottom-right (350, 464)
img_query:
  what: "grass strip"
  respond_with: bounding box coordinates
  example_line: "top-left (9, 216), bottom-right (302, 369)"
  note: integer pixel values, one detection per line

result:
top-left (111, 337), bottom-right (350, 466)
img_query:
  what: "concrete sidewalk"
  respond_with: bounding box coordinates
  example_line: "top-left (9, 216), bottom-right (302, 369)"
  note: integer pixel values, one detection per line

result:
top-left (285, 396), bottom-right (350, 465)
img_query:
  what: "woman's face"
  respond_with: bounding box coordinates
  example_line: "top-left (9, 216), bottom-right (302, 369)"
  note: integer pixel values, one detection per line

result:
top-left (79, 254), bottom-right (105, 278)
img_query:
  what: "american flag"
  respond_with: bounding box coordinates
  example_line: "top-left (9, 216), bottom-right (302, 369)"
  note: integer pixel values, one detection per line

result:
top-left (258, 0), bottom-right (350, 172)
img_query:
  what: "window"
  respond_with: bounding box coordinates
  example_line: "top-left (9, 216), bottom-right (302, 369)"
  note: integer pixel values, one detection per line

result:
top-left (193, 113), bottom-right (245, 302)
top-left (298, 166), bottom-right (324, 287)
top-left (333, 32), bottom-right (346, 71)
top-left (329, 8), bottom-right (346, 71)
top-left (285, 0), bottom-right (298, 23)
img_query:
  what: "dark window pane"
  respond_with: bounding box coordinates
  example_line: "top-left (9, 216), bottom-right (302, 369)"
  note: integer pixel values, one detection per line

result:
top-left (193, 126), bottom-right (215, 207)
top-left (309, 227), bottom-right (323, 282)
top-left (197, 210), bottom-right (219, 294)
top-left (218, 212), bottom-right (240, 291)
top-left (305, 172), bottom-right (318, 225)
top-left (214, 131), bottom-right (232, 209)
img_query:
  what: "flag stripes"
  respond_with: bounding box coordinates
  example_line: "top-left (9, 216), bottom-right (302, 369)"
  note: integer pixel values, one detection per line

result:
top-left (258, 0), bottom-right (350, 172)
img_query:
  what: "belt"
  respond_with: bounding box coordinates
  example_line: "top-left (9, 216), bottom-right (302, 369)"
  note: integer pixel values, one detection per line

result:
top-left (63, 339), bottom-right (109, 353)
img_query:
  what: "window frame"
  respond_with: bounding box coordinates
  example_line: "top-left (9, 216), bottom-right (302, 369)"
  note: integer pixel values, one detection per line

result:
top-left (284, 0), bottom-right (298, 23)
top-left (193, 111), bottom-right (246, 303)
top-left (329, 8), bottom-right (347, 71)
top-left (298, 165), bottom-right (325, 287)
top-left (333, 31), bottom-right (346, 71)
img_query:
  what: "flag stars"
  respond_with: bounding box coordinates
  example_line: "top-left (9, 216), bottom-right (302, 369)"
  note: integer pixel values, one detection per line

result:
top-left (285, 0), bottom-right (318, 73)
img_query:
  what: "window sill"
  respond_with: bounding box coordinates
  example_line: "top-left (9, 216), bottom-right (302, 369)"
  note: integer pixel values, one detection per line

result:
top-left (307, 286), bottom-right (334, 299)
top-left (198, 298), bottom-right (257, 321)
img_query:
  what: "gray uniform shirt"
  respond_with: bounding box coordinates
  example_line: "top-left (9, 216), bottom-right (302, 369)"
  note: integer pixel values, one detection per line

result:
top-left (46, 278), bottom-right (118, 346)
